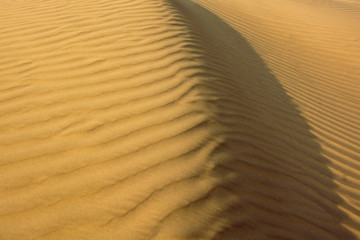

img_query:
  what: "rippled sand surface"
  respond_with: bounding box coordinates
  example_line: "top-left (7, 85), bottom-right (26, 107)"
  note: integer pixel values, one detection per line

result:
top-left (0, 0), bottom-right (359, 239)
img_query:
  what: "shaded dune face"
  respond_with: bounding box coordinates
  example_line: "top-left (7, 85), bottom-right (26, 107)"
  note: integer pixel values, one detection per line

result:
top-left (162, 1), bottom-right (358, 239)
top-left (0, 0), bottom-right (358, 240)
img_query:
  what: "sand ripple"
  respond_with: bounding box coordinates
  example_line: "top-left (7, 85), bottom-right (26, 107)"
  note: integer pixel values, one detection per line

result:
top-left (0, 0), bottom-right (359, 239)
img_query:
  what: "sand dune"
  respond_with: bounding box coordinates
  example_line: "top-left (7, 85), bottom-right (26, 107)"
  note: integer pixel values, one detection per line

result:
top-left (0, 0), bottom-right (359, 239)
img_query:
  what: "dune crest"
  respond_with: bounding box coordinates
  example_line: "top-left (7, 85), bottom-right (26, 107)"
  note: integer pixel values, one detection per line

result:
top-left (0, 0), bottom-right (359, 239)
top-left (193, 0), bottom-right (360, 236)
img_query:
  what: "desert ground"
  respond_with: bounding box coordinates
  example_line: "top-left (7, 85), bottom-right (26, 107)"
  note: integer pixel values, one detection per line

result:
top-left (0, 0), bottom-right (359, 239)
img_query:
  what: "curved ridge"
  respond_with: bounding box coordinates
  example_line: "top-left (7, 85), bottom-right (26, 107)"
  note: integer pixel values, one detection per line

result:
top-left (191, 0), bottom-right (360, 238)
top-left (0, 0), bottom-right (359, 239)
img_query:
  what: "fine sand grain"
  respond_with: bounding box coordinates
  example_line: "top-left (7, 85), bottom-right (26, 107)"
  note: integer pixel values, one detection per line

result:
top-left (0, 0), bottom-right (359, 239)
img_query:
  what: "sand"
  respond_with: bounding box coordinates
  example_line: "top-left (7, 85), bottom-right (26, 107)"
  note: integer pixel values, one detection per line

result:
top-left (0, 0), bottom-right (359, 239)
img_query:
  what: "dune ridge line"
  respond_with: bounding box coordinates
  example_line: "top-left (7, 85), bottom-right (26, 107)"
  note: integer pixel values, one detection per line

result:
top-left (0, 0), bottom-right (359, 239)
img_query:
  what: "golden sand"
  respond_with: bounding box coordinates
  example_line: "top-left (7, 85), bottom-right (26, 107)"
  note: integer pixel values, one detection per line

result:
top-left (0, 0), bottom-right (359, 239)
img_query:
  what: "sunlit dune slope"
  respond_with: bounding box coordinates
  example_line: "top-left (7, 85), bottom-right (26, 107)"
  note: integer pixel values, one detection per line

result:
top-left (0, 0), bottom-right (359, 239)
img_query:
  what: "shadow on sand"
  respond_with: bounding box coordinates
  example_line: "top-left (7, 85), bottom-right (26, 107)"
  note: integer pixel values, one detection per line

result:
top-left (167, 0), bottom-right (356, 239)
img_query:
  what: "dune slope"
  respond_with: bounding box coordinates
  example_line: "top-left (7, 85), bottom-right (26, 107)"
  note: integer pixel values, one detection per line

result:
top-left (193, 0), bottom-right (360, 237)
top-left (0, 0), bottom-right (359, 239)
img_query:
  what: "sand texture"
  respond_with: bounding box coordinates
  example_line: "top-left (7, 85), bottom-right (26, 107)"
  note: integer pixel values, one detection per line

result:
top-left (0, 0), bottom-right (359, 239)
